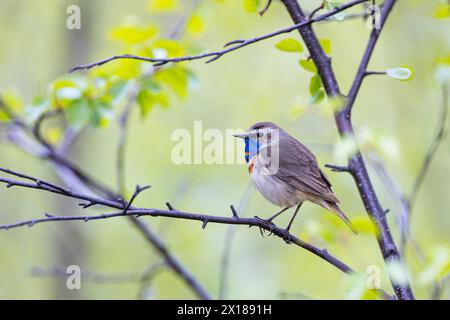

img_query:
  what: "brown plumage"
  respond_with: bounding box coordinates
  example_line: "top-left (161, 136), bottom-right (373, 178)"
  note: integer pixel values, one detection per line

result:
top-left (235, 122), bottom-right (358, 234)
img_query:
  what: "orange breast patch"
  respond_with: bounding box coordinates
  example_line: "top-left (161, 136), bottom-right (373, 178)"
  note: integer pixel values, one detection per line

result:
top-left (247, 156), bottom-right (257, 175)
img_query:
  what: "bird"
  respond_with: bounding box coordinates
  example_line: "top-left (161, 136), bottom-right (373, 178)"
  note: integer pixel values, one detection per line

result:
top-left (233, 121), bottom-right (358, 235)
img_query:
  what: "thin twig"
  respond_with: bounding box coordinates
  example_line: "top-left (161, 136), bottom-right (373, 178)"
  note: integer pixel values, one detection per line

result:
top-left (366, 152), bottom-right (425, 261)
top-left (308, 2), bottom-right (325, 20)
top-left (69, 0), bottom-right (370, 72)
top-left (409, 84), bottom-right (449, 207)
top-left (31, 262), bottom-right (166, 284)
top-left (258, 0), bottom-right (273, 16)
top-left (219, 184), bottom-right (251, 299)
top-left (117, 86), bottom-right (139, 196)
top-left (365, 71), bottom-right (387, 76)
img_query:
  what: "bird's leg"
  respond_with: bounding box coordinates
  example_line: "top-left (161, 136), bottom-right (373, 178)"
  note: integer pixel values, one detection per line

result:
top-left (255, 206), bottom-right (290, 224)
top-left (285, 202), bottom-right (303, 233)
top-left (254, 207), bottom-right (291, 237)
top-left (282, 202), bottom-right (303, 244)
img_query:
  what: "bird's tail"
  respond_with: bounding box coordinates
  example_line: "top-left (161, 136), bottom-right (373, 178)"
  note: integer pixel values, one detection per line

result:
top-left (324, 201), bottom-right (359, 235)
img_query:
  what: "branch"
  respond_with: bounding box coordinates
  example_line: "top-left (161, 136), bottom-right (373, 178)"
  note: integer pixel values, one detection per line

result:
top-left (280, 0), bottom-right (415, 300)
top-left (366, 152), bottom-right (425, 260)
top-left (0, 168), bottom-right (354, 275)
top-left (258, 0), bottom-right (273, 16)
top-left (309, 2), bottom-right (325, 20)
top-left (2, 102), bottom-right (211, 300)
top-left (110, 3), bottom-right (212, 300)
top-left (69, 0), bottom-right (370, 72)
top-left (409, 83), bottom-right (449, 208)
top-left (378, 83), bottom-right (448, 254)
top-left (343, 3), bottom-right (394, 114)
top-left (219, 186), bottom-right (252, 299)
top-left (31, 262), bottom-right (166, 284)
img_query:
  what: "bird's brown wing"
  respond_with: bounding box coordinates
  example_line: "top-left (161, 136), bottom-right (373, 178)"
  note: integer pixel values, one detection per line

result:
top-left (274, 135), bottom-right (339, 203)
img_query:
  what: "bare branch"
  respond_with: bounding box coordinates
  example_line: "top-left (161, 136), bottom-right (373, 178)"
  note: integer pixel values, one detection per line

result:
top-left (0, 168), bottom-right (354, 275)
top-left (280, 0), bottom-right (414, 300)
top-left (258, 0), bottom-right (273, 16)
top-left (325, 164), bottom-right (351, 173)
top-left (69, 0), bottom-right (370, 72)
top-left (409, 84), bottom-right (449, 208)
top-left (308, 1), bottom-right (325, 20)
top-left (219, 185), bottom-right (251, 300)
top-left (1, 102), bottom-right (211, 300)
top-left (365, 71), bottom-right (387, 77)
top-left (343, 3), bottom-right (395, 114)
top-left (31, 262), bottom-right (166, 284)
top-left (123, 185), bottom-right (152, 214)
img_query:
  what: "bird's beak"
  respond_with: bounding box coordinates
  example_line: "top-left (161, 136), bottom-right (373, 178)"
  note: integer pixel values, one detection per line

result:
top-left (233, 130), bottom-right (257, 139)
top-left (232, 132), bottom-right (248, 139)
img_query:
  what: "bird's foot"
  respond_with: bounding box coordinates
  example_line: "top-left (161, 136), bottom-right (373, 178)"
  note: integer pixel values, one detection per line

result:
top-left (281, 228), bottom-right (293, 244)
top-left (253, 215), bottom-right (276, 237)
top-left (254, 215), bottom-right (276, 226)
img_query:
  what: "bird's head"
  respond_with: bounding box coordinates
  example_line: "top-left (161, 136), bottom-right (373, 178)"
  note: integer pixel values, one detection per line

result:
top-left (233, 122), bottom-right (282, 163)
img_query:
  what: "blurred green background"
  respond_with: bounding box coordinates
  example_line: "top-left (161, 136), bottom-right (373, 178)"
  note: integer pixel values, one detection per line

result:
top-left (0, 0), bottom-right (449, 299)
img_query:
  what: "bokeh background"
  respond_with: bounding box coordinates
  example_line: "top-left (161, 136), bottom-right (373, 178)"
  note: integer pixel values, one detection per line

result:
top-left (0, 0), bottom-right (449, 299)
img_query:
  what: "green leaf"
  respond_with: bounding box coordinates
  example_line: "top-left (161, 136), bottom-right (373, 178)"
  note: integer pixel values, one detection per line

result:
top-left (327, 96), bottom-right (346, 112)
top-left (153, 39), bottom-right (185, 57)
top-left (243, 0), bottom-right (261, 13)
top-left (64, 99), bottom-right (92, 130)
top-left (137, 88), bottom-right (170, 118)
top-left (320, 38), bottom-right (332, 55)
top-left (310, 90), bottom-right (325, 105)
top-left (289, 104), bottom-right (309, 119)
top-left (275, 38), bottom-right (304, 53)
top-left (91, 102), bottom-right (113, 128)
top-left (110, 24), bottom-right (158, 44)
top-left (0, 111), bottom-right (7, 121)
top-left (137, 90), bottom-right (156, 118)
top-left (187, 14), bottom-right (204, 36)
top-left (309, 74), bottom-right (322, 96)
top-left (146, 0), bottom-right (179, 13)
top-left (155, 67), bottom-right (189, 99)
top-left (299, 59), bottom-right (317, 72)
top-left (110, 80), bottom-right (132, 107)
top-left (0, 88), bottom-right (23, 121)
top-left (25, 98), bottom-right (51, 123)
top-left (418, 248), bottom-right (450, 285)
top-left (433, 4), bottom-right (450, 19)
top-left (435, 54), bottom-right (450, 66)
top-left (350, 216), bottom-right (379, 236)
top-left (142, 78), bottom-right (162, 92)
top-left (2, 88), bottom-right (24, 110)
top-left (43, 127), bottom-right (63, 145)
top-left (386, 65), bottom-right (414, 81)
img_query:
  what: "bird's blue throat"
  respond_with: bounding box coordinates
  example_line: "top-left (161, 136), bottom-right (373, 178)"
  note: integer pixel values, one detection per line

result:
top-left (244, 137), bottom-right (260, 163)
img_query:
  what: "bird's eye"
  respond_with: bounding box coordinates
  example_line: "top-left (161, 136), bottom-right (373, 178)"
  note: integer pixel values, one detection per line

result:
top-left (256, 131), bottom-right (262, 138)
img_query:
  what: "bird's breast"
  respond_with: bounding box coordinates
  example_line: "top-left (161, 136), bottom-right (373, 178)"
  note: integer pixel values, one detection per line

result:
top-left (248, 155), bottom-right (301, 207)
top-left (247, 155), bottom-right (257, 175)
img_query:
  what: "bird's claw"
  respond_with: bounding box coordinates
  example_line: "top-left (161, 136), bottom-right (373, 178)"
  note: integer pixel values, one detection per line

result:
top-left (282, 228), bottom-right (292, 244)
top-left (254, 215), bottom-right (276, 227)
top-left (254, 215), bottom-right (276, 237)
